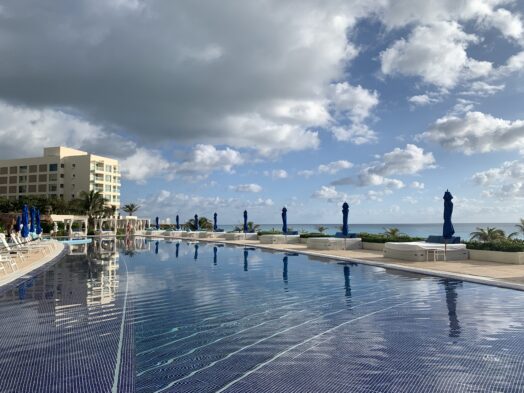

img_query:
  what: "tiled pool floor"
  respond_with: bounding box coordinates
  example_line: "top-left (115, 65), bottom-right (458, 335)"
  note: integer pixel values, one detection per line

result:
top-left (1, 238), bottom-right (524, 392)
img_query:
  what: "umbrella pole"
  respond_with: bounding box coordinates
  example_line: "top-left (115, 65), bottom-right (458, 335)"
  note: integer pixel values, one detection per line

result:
top-left (444, 240), bottom-right (447, 261)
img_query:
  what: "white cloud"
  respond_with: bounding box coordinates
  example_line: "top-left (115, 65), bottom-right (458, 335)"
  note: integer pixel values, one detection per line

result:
top-left (120, 148), bottom-right (171, 184)
top-left (449, 98), bottom-right (477, 115)
top-left (174, 144), bottom-right (244, 177)
top-left (264, 169), bottom-right (288, 179)
top-left (408, 94), bottom-right (437, 106)
top-left (410, 181), bottom-right (425, 189)
top-left (229, 183), bottom-right (263, 193)
top-left (297, 169), bottom-right (316, 178)
top-left (381, 21), bottom-right (491, 88)
top-left (318, 160), bottom-right (354, 174)
top-left (330, 124), bottom-right (378, 144)
top-left (329, 82), bottom-right (379, 123)
top-left (480, 8), bottom-right (524, 40)
top-left (402, 196), bottom-right (419, 204)
top-left (311, 185), bottom-right (361, 205)
top-left (461, 81), bottom-right (505, 96)
top-left (418, 111), bottom-right (524, 154)
top-left (473, 160), bottom-right (524, 199)
top-left (332, 144), bottom-right (434, 188)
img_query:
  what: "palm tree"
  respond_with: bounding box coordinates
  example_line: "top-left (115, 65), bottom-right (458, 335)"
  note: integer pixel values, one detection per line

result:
top-left (75, 190), bottom-right (107, 227)
top-left (515, 219), bottom-right (524, 238)
top-left (382, 227), bottom-right (404, 238)
top-left (122, 203), bottom-right (140, 216)
top-left (183, 216), bottom-right (213, 231)
top-left (104, 205), bottom-right (117, 218)
top-left (234, 221), bottom-right (260, 233)
top-left (316, 225), bottom-right (328, 233)
top-left (469, 226), bottom-right (507, 242)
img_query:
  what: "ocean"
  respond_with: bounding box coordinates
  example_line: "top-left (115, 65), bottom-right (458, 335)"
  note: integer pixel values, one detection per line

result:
top-left (218, 223), bottom-right (521, 240)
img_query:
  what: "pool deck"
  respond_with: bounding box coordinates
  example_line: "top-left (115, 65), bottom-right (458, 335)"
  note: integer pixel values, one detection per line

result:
top-left (189, 237), bottom-right (524, 291)
top-left (0, 241), bottom-right (66, 288)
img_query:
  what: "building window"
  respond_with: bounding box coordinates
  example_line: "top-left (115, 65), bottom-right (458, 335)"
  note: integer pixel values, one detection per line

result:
top-left (49, 173), bottom-right (57, 182)
top-left (60, 184), bottom-right (64, 189)
top-left (18, 175), bottom-right (27, 183)
top-left (105, 175), bottom-right (111, 182)
top-left (0, 177), bottom-right (6, 185)
top-left (49, 184), bottom-right (57, 192)
top-left (72, 164), bottom-right (76, 168)
top-left (105, 165), bottom-right (112, 172)
top-left (49, 163), bottom-right (58, 172)
top-left (29, 165), bottom-right (37, 173)
top-left (0, 186), bottom-right (6, 194)
top-left (38, 174), bottom-right (47, 182)
top-left (8, 176), bottom-right (17, 184)
top-left (8, 186), bottom-right (16, 194)
top-left (19, 185), bottom-right (27, 193)
top-left (0, 167), bottom-right (8, 175)
top-left (28, 175), bottom-right (37, 183)
top-left (71, 194), bottom-right (75, 199)
top-left (38, 184), bottom-right (47, 192)
top-left (19, 166), bottom-right (27, 174)
top-left (105, 185), bottom-right (111, 192)
top-left (60, 163), bottom-right (65, 168)
top-left (28, 185), bottom-right (36, 193)
top-left (9, 166), bottom-right (17, 174)
top-left (39, 164), bottom-right (47, 172)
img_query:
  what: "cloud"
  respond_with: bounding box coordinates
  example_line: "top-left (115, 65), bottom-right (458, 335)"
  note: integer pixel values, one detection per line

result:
top-left (329, 82), bottom-right (379, 123)
top-left (418, 111), bottom-right (524, 154)
top-left (410, 181), bottom-right (425, 189)
top-left (311, 185), bottom-right (360, 204)
top-left (408, 94), bottom-right (437, 106)
top-left (473, 160), bottom-right (524, 199)
top-left (174, 144), bottom-right (244, 177)
top-left (297, 169), bottom-right (316, 178)
top-left (332, 144), bottom-right (434, 188)
top-left (479, 7), bottom-right (524, 40)
top-left (402, 196), bottom-right (419, 204)
top-left (229, 183), bottom-right (263, 193)
top-left (0, 0), bottom-right (368, 155)
top-left (330, 124), bottom-right (378, 144)
top-left (264, 169), bottom-right (288, 179)
top-left (461, 81), bottom-right (505, 97)
top-left (381, 21), bottom-right (491, 88)
top-left (298, 160), bottom-right (353, 177)
top-left (120, 148), bottom-right (171, 184)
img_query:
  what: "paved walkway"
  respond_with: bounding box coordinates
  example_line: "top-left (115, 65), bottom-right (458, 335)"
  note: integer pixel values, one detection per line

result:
top-left (188, 237), bottom-right (524, 291)
top-left (0, 241), bottom-right (65, 288)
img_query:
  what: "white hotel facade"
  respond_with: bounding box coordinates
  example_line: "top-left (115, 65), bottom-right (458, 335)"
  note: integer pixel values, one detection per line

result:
top-left (0, 147), bottom-right (120, 207)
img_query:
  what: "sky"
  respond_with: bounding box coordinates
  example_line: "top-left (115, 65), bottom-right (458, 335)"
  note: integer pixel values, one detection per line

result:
top-left (0, 0), bottom-right (524, 224)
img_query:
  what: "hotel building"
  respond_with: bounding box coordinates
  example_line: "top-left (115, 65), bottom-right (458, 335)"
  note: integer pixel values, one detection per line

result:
top-left (0, 147), bottom-right (120, 207)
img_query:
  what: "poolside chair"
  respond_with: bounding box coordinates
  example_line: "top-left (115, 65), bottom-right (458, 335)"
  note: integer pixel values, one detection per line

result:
top-left (11, 234), bottom-right (48, 256)
top-left (0, 252), bottom-right (18, 272)
top-left (0, 234), bottom-right (28, 262)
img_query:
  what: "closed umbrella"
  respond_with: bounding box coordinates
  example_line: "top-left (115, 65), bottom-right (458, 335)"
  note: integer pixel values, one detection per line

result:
top-left (443, 190), bottom-right (455, 260)
top-left (36, 209), bottom-right (42, 235)
top-left (243, 210), bottom-right (248, 233)
top-left (243, 249), bottom-right (248, 271)
top-left (155, 216), bottom-right (159, 230)
top-left (194, 214), bottom-right (199, 231)
top-left (175, 242), bottom-right (179, 258)
top-left (176, 214), bottom-right (180, 230)
top-left (30, 206), bottom-right (35, 233)
top-left (213, 212), bottom-right (218, 231)
top-left (194, 244), bottom-right (199, 260)
top-left (213, 246), bottom-right (217, 265)
top-left (155, 241), bottom-right (159, 254)
top-left (281, 207), bottom-right (287, 234)
top-left (14, 216), bottom-right (21, 232)
top-left (21, 205), bottom-right (29, 238)
top-left (283, 255), bottom-right (288, 284)
top-left (342, 202), bottom-right (349, 237)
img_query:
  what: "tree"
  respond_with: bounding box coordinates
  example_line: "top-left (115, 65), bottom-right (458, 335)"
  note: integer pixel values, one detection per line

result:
top-left (74, 190), bottom-right (107, 227)
top-left (316, 225), bottom-right (328, 233)
top-left (382, 227), bottom-right (404, 238)
top-left (234, 221), bottom-right (260, 233)
top-left (469, 226), bottom-right (509, 242)
top-left (122, 203), bottom-right (140, 216)
top-left (183, 216), bottom-right (213, 231)
top-left (515, 219), bottom-right (524, 238)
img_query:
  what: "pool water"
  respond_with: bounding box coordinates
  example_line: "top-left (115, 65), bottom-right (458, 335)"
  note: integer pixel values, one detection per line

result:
top-left (1, 238), bottom-right (524, 392)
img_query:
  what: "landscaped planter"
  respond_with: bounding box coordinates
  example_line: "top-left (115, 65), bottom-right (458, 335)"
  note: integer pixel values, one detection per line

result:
top-left (362, 242), bottom-right (385, 251)
top-left (259, 234), bottom-right (300, 244)
top-left (468, 249), bottom-right (524, 264)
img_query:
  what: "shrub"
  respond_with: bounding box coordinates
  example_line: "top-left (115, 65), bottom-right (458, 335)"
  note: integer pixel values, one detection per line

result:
top-left (358, 232), bottom-right (425, 243)
top-left (466, 240), bottom-right (524, 252)
top-left (299, 232), bottom-right (332, 238)
top-left (257, 230), bottom-right (283, 236)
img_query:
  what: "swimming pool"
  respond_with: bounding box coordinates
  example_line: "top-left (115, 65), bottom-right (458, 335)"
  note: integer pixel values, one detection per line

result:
top-left (0, 238), bottom-right (523, 392)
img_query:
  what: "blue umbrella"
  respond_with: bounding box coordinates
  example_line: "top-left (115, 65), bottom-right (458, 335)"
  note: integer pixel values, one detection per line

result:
top-left (213, 212), bottom-right (218, 232)
top-left (443, 190), bottom-right (455, 239)
top-left (283, 256), bottom-right (288, 284)
top-left (155, 216), bottom-right (159, 230)
top-left (30, 206), bottom-right (35, 233)
top-left (14, 216), bottom-right (21, 232)
top-left (21, 205), bottom-right (29, 238)
top-left (155, 241), bottom-right (159, 254)
top-left (36, 209), bottom-right (42, 235)
top-left (243, 249), bottom-right (248, 271)
top-left (243, 210), bottom-right (248, 233)
top-left (175, 242), bottom-right (179, 258)
top-left (194, 244), bottom-right (199, 260)
top-left (281, 207), bottom-right (287, 234)
top-left (194, 214), bottom-right (199, 231)
top-left (342, 202), bottom-right (349, 237)
top-left (176, 215), bottom-right (180, 230)
top-left (213, 246), bottom-right (218, 265)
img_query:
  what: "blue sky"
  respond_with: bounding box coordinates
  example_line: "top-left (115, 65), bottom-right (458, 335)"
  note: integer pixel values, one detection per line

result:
top-left (0, 0), bottom-right (524, 224)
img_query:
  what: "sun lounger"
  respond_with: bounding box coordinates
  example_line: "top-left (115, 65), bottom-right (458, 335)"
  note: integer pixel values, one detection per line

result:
top-left (383, 241), bottom-right (468, 261)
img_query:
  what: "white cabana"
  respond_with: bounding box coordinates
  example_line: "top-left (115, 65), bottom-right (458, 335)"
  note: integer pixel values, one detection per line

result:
top-left (50, 214), bottom-right (88, 237)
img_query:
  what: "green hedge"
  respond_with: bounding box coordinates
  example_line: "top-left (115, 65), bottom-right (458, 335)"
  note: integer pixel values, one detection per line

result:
top-left (358, 232), bottom-right (425, 243)
top-left (299, 233), bottom-right (332, 238)
top-left (466, 240), bottom-right (524, 252)
top-left (257, 230), bottom-right (283, 236)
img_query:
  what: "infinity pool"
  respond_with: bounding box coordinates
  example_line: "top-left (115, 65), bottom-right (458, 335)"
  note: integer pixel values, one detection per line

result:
top-left (1, 238), bottom-right (523, 392)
